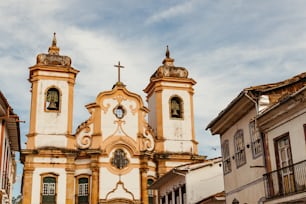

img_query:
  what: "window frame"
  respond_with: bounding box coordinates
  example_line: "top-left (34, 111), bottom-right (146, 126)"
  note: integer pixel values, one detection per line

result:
top-left (234, 129), bottom-right (247, 168)
top-left (40, 173), bottom-right (58, 204)
top-left (222, 139), bottom-right (231, 174)
top-left (45, 86), bottom-right (62, 112)
top-left (75, 175), bottom-right (90, 204)
top-left (249, 120), bottom-right (263, 158)
top-left (169, 95), bottom-right (184, 119)
top-left (147, 178), bottom-right (155, 204)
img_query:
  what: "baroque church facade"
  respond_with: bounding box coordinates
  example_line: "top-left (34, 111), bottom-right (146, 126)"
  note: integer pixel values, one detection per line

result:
top-left (21, 34), bottom-right (205, 204)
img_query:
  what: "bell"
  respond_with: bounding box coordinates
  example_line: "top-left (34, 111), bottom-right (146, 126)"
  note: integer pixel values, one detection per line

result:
top-left (172, 109), bottom-right (179, 116)
top-left (47, 101), bottom-right (57, 110)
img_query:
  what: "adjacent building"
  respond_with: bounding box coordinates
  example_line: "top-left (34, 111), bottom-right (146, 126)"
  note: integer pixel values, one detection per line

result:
top-left (0, 91), bottom-right (21, 203)
top-left (150, 157), bottom-right (225, 204)
top-left (258, 80), bottom-right (306, 203)
top-left (21, 35), bottom-right (205, 204)
top-left (206, 72), bottom-right (306, 203)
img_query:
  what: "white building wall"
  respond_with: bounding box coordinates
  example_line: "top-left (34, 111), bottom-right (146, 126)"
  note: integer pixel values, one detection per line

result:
top-left (162, 89), bottom-right (193, 152)
top-left (35, 79), bottom-right (69, 134)
top-left (186, 162), bottom-right (224, 203)
top-left (162, 89), bottom-right (192, 139)
top-left (221, 108), bottom-right (266, 203)
top-left (99, 168), bottom-right (140, 200)
top-left (225, 180), bottom-right (265, 204)
top-left (101, 98), bottom-right (138, 140)
top-left (35, 135), bottom-right (68, 148)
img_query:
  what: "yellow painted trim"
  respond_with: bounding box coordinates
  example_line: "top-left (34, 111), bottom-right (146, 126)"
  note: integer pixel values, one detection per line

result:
top-left (29, 81), bottom-right (38, 136)
top-left (68, 82), bottom-right (74, 134)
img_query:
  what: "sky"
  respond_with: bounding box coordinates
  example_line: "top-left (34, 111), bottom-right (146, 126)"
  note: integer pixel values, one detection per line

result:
top-left (1, 0), bottom-right (306, 197)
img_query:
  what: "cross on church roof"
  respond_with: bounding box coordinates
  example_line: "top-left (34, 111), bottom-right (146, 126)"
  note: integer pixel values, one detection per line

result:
top-left (114, 61), bottom-right (124, 83)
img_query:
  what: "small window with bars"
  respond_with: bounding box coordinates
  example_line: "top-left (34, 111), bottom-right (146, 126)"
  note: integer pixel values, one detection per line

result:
top-left (249, 120), bottom-right (262, 158)
top-left (78, 177), bottom-right (89, 204)
top-left (42, 176), bottom-right (56, 204)
top-left (234, 129), bottom-right (246, 168)
top-left (222, 140), bottom-right (231, 174)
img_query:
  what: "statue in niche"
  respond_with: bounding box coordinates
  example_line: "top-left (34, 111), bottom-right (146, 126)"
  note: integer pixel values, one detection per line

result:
top-left (46, 88), bottom-right (59, 110)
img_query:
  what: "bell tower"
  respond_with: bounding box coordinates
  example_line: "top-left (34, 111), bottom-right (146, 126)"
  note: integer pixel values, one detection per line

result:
top-left (26, 33), bottom-right (79, 149)
top-left (144, 47), bottom-right (202, 175)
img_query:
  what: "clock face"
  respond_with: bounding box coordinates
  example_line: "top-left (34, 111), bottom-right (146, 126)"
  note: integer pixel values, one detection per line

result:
top-left (114, 105), bottom-right (125, 119)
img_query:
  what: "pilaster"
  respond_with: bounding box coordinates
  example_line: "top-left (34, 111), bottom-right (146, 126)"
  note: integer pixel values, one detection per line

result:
top-left (22, 167), bottom-right (34, 204)
top-left (66, 156), bottom-right (76, 204)
top-left (140, 154), bottom-right (150, 204)
top-left (91, 155), bottom-right (99, 204)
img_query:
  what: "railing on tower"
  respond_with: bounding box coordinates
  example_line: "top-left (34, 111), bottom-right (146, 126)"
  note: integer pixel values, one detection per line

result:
top-left (263, 160), bottom-right (306, 199)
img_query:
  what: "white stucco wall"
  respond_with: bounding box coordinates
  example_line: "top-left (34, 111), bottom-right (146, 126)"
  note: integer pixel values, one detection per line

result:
top-left (186, 161), bottom-right (224, 203)
top-left (162, 89), bottom-right (192, 139)
top-left (225, 180), bottom-right (265, 204)
top-left (99, 168), bottom-right (140, 200)
top-left (146, 81), bottom-right (195, 152)
top-left (35, 135), bottom-right (68, 148)
top-left (101, 98), bottom-right (138, 140)
top-left (36, 79), bottom-right (69, 134)
top-left (221, 108), bottom-right (266, 203)
top-left (33, 157), bottom-right (67, 163)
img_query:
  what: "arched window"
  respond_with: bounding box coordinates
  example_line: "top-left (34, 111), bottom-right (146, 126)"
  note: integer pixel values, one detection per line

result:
top-left (169, 96), bottom-right (183, 119)
top-left (46, 87), bottom-right (60, 111)
top-left (77, 177), bottom-right (89, 204)
top-left (41, 176), bottom-right (57, 204)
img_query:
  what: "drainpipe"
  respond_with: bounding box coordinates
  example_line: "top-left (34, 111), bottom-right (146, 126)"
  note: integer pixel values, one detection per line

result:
top-left (244, 91), bottom-right (258, 114)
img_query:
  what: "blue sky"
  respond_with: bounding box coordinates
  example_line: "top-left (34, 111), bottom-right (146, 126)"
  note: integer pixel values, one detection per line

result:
top-left (1, 0), bottom-right (306, 197)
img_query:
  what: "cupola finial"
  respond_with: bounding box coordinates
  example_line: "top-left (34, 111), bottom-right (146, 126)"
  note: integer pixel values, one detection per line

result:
top-left (166, 45), bottom-right (170, 58)
top-left (162, 45), bottom-right (174, 66)
top-left (48, 32), bottom-right (60, 55)
top-left (52, 32), bottom-right (57, 47)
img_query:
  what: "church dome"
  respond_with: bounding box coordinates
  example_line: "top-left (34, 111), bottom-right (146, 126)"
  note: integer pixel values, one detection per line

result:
top-left (36, 33), bottom-right (72, 67)
top-left (151, 46), bottom-right (188, 79)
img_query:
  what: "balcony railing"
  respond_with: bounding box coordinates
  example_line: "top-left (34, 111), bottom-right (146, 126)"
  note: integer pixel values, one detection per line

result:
top-left (263, 160), bottom-right (306, 200)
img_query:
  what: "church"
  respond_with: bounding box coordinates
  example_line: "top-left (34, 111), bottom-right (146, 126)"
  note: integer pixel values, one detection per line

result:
top-left (21, 34), bottom-right (205, 204)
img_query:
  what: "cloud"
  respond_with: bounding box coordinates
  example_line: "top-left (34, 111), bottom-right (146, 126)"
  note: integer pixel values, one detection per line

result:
top-left (145, 1), bottom-right (195, 24)
top-left (1, 0), bottom-right (306, 197)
